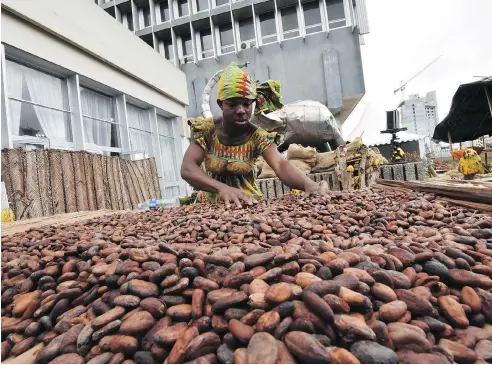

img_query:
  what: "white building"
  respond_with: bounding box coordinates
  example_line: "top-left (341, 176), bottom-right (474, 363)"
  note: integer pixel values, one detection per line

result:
top-left (1, 0), bottom-right (190, 201)
top-left (399, 91), bottom-right (439, 137)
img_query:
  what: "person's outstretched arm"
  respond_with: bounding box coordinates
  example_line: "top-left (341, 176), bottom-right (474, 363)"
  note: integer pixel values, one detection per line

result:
top-left (180, 139), bottom-right (254, 208)
top-left (262, 144), bottom-right (321, 194)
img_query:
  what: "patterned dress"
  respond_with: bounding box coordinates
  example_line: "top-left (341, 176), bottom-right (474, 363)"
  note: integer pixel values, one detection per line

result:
top-left (189, 117), bottom-right (281, 202)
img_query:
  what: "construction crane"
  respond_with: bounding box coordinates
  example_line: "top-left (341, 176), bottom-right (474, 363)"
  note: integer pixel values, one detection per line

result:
top-left (393, 54), bottom-right (443, 100)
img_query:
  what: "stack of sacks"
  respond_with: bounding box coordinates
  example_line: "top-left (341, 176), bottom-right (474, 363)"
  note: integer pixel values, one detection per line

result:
top-left (312, 151), bottom-right (336, 172)
top-left (286, 144), bottom-right (317, 174)
top-left (257, 156), bottom-right (277, 179)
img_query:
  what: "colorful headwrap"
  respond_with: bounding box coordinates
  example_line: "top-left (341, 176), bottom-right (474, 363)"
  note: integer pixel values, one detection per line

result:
top-left (217, 63), bottom-right (283, 115)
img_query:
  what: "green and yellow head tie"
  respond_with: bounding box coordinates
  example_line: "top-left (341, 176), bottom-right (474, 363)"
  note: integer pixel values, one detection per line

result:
top-left (217, 62), bottom-right (283, 115)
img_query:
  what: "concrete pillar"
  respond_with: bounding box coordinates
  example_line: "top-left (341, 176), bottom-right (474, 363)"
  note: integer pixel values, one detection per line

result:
top-left (1, 45), bottom-right (13, 148)
top-left (67, 75), bottom-right (85, 151)
top-left (115, 94), bottom-right (131, 154)
top-left (322, 48), bottom-right (343, 114)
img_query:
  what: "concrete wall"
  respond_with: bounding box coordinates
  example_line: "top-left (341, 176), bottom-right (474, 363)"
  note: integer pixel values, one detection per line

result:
top-left (1, 0), bottom-right (188, 116)
top-left (182, 26), bottom-right (365, 118)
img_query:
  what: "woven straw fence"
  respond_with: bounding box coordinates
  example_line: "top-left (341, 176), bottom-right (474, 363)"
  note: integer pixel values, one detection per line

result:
top-left (1, 149), bottom-right (161, 220)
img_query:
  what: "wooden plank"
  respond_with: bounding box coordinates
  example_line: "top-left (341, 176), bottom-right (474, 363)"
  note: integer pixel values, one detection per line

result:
top-left (107, 157), bottom-right (119, 210)
top-left (7, 149), bottom-right (26, 218)
top-left (403, 162), bottom-right (417, 181)
top-left (111, 157), bottom-right (123, 210)
top-left (266, 179), bottom-right (276, 198)
top-left (2, 209), bottom-right (126, 237)
top-left (391, 164), bottom-right (404, 181)
top-left (117, 159), bottom-right (132, 210)
top-left (127, 160), bottom-right (145, 204)
top-left (82, 152), bottom-right (97, 211)
top-left (274, 179), bottom-right (284, 197)
top-left (35, 150), bottom-right (53, 216)
top-left (25, 151), bottom-right (43, 218)
top-left (122, 160), bottom-right (139, 208)
top-left (145, 159), bottom-right (158, 198)
top-left (441, 197), bottom-right (492, 213)
top-left (92, 154), bottom-right (106, 210)
top-left (148, 158), bottom-right (161, 198)
top-left (1, 150), bottom-right (14, 212)
top-left (135, 159), bottom-right (151, 200)
top-left (377, 179), bottom-right (492, 204)
top-left (72, 152), bottom-right (88, 211)
top-left (61, 151), bottom-right (77, 213)
top-left (49, 150), bottom-right (66, 215)
top-left (101, 156), bottom-right (113, 209)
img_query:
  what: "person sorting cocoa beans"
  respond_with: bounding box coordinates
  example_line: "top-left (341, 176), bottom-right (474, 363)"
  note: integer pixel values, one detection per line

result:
top-left (181, 62), bottom-right (323, 208)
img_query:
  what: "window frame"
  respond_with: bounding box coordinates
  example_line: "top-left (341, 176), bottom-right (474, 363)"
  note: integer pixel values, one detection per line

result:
top-left (126, 103), bottom-right (153, 156)
top-left (258, 11), bottom-right (278, 45)
top-left (179, 33), bottom-right (194, 64)
top-left (197, 27), bottom-right (215, 60)
top-left (156, 0), bottom-right (171, 23)
top-left (280, 5), bottom-right (301, 40)
top-left (176, 0), bottom-right (190, 18)
top-left (217, 21), bottom-right (236, 55)
top-left (302, 0), bottom-right (324, 35)
top-left (5, 58), bottom-right (74, 145)
top-left (79, 87), bottom-right (121, 150)
top-left (213, 0), bottom-right (230, 8)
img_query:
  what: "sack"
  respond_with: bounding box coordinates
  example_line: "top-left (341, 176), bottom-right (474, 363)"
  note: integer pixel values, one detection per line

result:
top-left (312, 151), bottom-right (336, 172)
top-left (287, 144), bottom-right (317, 160)
top-left (289, 159), bottom-right (312, 174)
top-left (258, 163), bottom-right (276, 179)
top-left (256, 156), bottom-right (265, 173)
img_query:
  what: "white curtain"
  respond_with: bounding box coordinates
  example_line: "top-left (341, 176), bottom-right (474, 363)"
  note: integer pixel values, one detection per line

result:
top-left (80, 88), bottom-right (113, 147)
top-left (130, 129), bottom-right (152, 155)
top-left (22, 65), bottom-right (70, 141)
top-left (127, 104), bottom-right (151, 131)
top-left (159, 134), bottom-right (178, 182)
top-left (5, 61), bottom-right (23, 136)
top-left (157, 115), bottom-right (173, 137)
top-left (157, 115), bottom-right (178, 183)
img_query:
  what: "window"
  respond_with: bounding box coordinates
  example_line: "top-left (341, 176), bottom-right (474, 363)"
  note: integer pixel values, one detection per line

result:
top-left (177, 0), bottom-right (189, 17)
top-left (5, 60), bottom-right (72, 142)
top-left (238, 17), bottom-right (256, 45)
top-left (215, 0), bottom-right (229, 7)
top-left (157, 115), bottom-right (180, 198)
top-left (326, 0), bottom-right (346, 29)
top-left (80, 88), bottom-right (119, 148)
top-left (196, 0), bottom-right (208, 12)
top-left (126, 104), bottom-right (152, 156)
top-left (139, 5), bottom-right (152, 28)
top-left (259, 11), bottom-right (277, 44)
top-left (181, 34), bottom-right (193, 63)
top-left (303, 1), bottom-right (322, 34)
top-left (121, 11), bottom-right (134, 31)
top-left (281, 6), bottom-right (299, 39)
top-left (219, 22), bottom-right (235, 54)
top-left (200, 28), bottom-right (214, 59)
top-left (157, 0), bottom-right (170, 22)
top-left (158, 39), bottom-right (174, 60)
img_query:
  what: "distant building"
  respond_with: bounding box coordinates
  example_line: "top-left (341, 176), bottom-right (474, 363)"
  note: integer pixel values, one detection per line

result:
top-left (399, 91), bottom-right (439, 137)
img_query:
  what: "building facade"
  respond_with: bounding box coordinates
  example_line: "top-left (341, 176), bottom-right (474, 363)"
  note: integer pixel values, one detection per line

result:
top-left (399, 91), bottom-right (439, 138)
top-left (96, 0), bottom-right (369, 122)
top-left (1, 0), bottom-right (189, 201)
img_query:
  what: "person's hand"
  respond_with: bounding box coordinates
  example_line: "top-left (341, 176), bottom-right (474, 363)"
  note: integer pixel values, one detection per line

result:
top-left (304, 181), bottom-right (330, 196)
top-left (218, 186), bottom-right (255, 209)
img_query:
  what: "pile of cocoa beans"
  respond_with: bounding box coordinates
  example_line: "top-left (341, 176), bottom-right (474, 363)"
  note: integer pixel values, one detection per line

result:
top-left (2, 189), bottom-right (492, 364)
